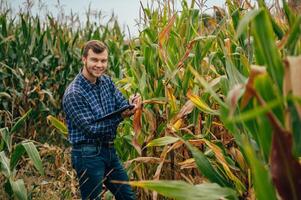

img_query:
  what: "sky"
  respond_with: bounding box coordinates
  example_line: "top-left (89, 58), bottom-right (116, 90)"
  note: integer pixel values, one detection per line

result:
top-left (9, 0), bottom-right (226, 37)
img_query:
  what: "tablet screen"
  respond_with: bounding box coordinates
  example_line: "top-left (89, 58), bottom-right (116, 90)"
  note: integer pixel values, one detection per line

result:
top-left (96, 104), bottom-right (134, 121)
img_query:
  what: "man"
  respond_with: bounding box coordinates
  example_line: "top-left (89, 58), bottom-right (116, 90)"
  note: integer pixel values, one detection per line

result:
top-left (63, 40), bottom-right (140, 200)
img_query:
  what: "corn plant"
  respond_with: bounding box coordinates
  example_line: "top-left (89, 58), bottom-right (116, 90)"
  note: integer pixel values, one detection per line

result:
top-left (112, 0), bottom-right (301, 199)
top-left (0, 109), bottom-right (44, 199)
top-left (1, 0), bottom-right (301, 199)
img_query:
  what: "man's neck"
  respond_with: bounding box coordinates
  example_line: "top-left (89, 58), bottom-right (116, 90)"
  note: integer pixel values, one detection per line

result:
top-left (82, 68), bottom-right (97, 84)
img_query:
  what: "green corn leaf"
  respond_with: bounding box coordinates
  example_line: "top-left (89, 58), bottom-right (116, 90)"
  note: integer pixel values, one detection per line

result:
top-left (147, 136), bottom-right (179, 147)
top-left (10, 109), bottom-right (32, 134)
top-left (242, 137), bottom-right (277, 200)
top-left (288, 97), bottom-right (301, 156)
top-left (127, 180), bottom-right (238, 200)
top-left (236, 9), bottom-right (262, 39)
top-left (0, 14), bottom-right (8, 37)
top-left (0, 151), bottom-right (11, 178)
top-left (0, 127), bottom-right (11, 152)
top-left (252, 8), bottom-right (284, 90)
top-left (189, 66), bottom-right (226, 107)
top-left (282, 0), bottom-right (296, 26)
top-left (21, 15), bottom-right (28, 40)
top-left (10, 144), bottom-right (26, 171)
top-left (270, 15), bottom-right (284, 39)
top-left (227, 98), bottom-right (283, 123)
top-left (185, 142), bottom-right (232, 188)
top-left (224, 52), bottom-right (247, 87)
top-left (286, 16), bottom-right (301, 55)
top-left (10, 179), bottom-right (27, 200)
top-left (22, 142), bottom-right (44, 175)
top-left (187, 91), bottom-right (220, 115)
top-left (47, 115), bottom-right (68, 135)
top-left (4, 179), bottom-right (13, 198)
top-left (254, 73), bottom-right (284, 123)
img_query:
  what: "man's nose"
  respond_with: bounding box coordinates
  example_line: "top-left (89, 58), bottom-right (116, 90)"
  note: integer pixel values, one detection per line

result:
top-left (96, 61), bottom-right (104, 67)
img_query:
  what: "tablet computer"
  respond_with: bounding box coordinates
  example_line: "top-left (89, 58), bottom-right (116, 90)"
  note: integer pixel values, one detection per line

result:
top-left (96, 104), bottom-right (135, 121)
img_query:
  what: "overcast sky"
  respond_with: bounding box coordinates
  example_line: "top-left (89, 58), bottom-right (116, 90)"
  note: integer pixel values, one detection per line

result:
top-left (9, 0), bottom-right (226, 37)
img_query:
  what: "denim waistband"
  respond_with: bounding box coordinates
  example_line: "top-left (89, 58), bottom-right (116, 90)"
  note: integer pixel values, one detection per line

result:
top-left (72, 140), bottom-right (114, 148)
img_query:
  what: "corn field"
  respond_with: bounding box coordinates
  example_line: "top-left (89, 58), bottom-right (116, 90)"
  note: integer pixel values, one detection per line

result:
top-left (1, 0), bottom-right (301, 199)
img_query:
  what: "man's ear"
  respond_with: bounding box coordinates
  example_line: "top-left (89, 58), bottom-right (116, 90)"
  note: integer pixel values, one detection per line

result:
top-left (82, 56), bottom-right (86, 63)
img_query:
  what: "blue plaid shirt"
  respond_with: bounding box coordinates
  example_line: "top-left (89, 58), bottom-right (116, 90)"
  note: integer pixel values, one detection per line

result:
top-left (62, 72), bottom-right (129, 144)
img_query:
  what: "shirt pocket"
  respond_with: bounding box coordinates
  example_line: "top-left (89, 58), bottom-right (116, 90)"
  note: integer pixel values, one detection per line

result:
top-left (99, 86), bottom-right (116, 114)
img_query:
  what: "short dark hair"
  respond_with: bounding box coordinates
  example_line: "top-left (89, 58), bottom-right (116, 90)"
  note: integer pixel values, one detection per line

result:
top-left (82, 40), bottom-right (108, 57)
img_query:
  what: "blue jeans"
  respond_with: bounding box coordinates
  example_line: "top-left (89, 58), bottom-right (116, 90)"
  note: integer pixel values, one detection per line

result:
top-left (71, 144), bottom-right (135, 200)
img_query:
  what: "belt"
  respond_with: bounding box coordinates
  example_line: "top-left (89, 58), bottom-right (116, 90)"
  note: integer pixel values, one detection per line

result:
top-left (72, 140), bottom-right (114, 148)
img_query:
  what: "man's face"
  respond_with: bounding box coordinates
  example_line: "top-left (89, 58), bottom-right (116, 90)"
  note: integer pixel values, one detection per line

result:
top-left (82, 49), bottom-right (108, 79)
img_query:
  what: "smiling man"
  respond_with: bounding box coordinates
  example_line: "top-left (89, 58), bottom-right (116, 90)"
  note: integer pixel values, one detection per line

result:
top-left (63, 40), bottom-right (140, 200)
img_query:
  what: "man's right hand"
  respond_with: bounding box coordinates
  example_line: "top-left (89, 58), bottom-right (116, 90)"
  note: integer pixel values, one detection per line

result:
top-left (121, 93), bottom-right (142, 118)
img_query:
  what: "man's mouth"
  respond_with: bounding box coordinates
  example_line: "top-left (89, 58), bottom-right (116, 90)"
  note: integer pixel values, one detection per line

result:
top-left (94, 68), bottom-right (104, 73)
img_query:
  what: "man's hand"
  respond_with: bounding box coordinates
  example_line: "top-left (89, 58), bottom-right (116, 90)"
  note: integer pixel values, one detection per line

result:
top-left (121, 93), bottom-right (142, 118)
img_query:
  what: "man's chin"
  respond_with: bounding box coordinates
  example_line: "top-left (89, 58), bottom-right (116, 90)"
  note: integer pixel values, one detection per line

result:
top-left (93, 72), bottom-right (104, 77)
